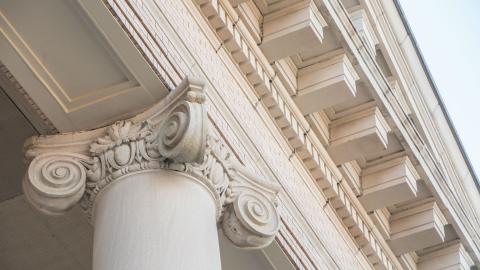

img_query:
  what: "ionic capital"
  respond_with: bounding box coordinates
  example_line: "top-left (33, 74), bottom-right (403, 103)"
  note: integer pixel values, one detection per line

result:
top-left (23, 77), bottom-right (207, 215)
top-left (22, 77), bottom-right (280, 249)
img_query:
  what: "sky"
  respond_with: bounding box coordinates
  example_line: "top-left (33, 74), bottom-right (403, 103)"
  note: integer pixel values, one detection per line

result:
top-left (398, 0), bottom-right (480, 178)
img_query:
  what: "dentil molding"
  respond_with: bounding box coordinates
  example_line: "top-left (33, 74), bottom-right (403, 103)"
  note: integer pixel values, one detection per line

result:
top-left (22, 77), bottom-right (280, 249)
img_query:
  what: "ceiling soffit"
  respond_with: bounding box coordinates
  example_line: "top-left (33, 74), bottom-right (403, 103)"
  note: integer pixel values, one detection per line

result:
top-left (0, 0), bottom-right (168, 132)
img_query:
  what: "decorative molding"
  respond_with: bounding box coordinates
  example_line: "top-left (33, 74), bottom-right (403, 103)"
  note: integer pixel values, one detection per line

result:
top-left (22, 77), bottom-right (280, 249)
top-left (104, 0), bottom-right (188, 91)
top-left (339, 160), bottom-right (362, 196)
top-left (348, 6), bottom-right (379, 57)
top-left (0, 62), bottom-right (57, 134)
top-left (386, 77), bottom-right (412, 117)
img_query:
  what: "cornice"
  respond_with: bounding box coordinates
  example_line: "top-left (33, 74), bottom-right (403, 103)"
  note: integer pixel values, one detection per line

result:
top-left (334, 0), bottom-right (480, 263)
top-left (22, 77), bottom-right (281, 250)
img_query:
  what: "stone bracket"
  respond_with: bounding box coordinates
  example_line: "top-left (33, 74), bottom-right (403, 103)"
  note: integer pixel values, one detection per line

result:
top-left (295, 52), bottom-right (359, 114)
top-left (359, 155), bottom-right (419, 211)
top-left (388, 199), bottom-right (448, 255)
top-left (328, 105), bottom-right (391, 164)
top-left (259, 1), bottom-right (327, 61)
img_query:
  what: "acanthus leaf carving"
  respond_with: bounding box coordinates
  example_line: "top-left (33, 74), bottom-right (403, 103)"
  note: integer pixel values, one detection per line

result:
top-left (80, 120), bottom-right (163, 215)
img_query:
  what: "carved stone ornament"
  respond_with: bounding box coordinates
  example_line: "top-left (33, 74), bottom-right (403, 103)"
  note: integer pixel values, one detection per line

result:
top-left (181, 135), bottom-right (281, 249)
top-left (22, 77), bottom-right (280, 249)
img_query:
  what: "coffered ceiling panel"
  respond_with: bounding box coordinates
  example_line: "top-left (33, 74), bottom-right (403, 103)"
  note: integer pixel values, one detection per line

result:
top-left (0, 0), bottom-right (168, 132)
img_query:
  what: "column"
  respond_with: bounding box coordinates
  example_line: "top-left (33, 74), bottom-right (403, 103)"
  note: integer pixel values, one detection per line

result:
top-left (21, 78), bottom-right (281, 270)
top-left (92, 170), bottom-right (221, 270)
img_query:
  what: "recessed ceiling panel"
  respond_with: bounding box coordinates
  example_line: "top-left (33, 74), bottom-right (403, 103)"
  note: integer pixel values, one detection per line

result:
top-left (0, 0), bottom-right (168, 131)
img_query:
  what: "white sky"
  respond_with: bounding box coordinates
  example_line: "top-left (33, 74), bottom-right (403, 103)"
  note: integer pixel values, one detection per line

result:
top-left (398, 0), bottom-right (480, 178)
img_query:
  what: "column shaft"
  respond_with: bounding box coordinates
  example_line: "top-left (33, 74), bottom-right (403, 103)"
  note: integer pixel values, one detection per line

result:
top-left (92, 169), bottom-right (221, 270)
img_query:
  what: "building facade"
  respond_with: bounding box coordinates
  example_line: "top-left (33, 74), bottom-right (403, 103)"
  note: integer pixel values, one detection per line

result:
top-left (0, 0), bottom-right (479, 269)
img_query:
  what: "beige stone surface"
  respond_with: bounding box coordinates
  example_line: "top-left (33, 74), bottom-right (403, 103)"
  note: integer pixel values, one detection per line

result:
top-left (1, 0), bottom-right (479, 268)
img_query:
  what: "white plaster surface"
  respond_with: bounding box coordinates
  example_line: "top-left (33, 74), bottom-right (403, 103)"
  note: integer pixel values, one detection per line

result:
top-left (92, 170), bottom-right (221, 270)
